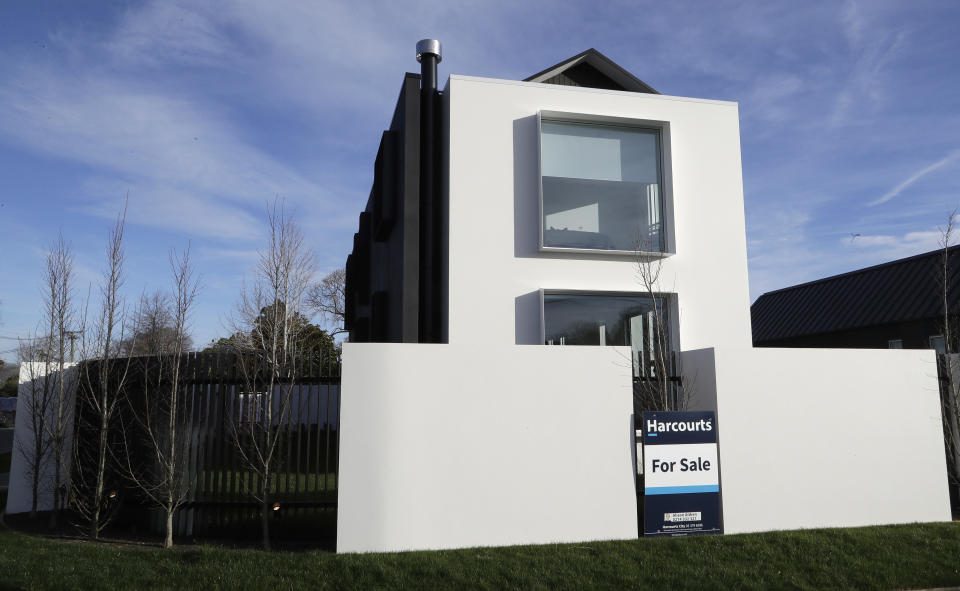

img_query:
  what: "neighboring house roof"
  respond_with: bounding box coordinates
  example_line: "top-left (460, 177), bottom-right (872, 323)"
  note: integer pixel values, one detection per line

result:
top-left (524, 48), bottom-right (659, 94)
top-left (751, 245), bottom-right (960, 344)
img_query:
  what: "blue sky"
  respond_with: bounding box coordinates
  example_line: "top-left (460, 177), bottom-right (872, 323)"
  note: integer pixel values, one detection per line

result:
top-left (0, 0), bottom-right (958, 360)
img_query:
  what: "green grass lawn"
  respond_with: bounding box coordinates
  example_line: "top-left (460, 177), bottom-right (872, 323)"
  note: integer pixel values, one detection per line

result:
top-left (1, 522), bottom-right (960, 590)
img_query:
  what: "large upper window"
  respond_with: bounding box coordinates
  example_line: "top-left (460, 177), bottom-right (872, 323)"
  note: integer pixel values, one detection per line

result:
top-left (540, 119), bottom-right (664, 253)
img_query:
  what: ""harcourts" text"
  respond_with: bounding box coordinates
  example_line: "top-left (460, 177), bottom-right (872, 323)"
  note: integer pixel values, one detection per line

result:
top-left (647, 418), bottom-right (713, 433)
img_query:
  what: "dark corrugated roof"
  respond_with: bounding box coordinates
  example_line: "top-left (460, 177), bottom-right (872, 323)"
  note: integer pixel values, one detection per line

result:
top-left (751, 245), bottom-right (960, 343)
top-left (524, 48), bottom-right (659, 94)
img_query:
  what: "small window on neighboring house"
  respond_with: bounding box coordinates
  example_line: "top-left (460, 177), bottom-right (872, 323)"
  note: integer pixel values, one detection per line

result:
top-left (929, 335), bottom-right (947, 354)
top-left (540, 119), bottom-right (664, 253)
top-left (888, 339), bottom-right (903, 349)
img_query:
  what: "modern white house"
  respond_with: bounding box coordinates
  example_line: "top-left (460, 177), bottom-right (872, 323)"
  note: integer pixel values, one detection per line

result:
top-left (337, 42), bottom-right (951, 553)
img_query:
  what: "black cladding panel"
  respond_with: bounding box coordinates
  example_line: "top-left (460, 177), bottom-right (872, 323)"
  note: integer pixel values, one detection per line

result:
top-left (374, 130), bottom-right (400, 241)
top-left (344, 254), bottom-right (355, 331)
top-left (371, 290), bottom-right (389, 341)
top-left (353, 317), bottom-right (370, 343)
top-left (352, 224), bottom-right (370, 305)
top-left (344, 73), bottom-right (423, 344)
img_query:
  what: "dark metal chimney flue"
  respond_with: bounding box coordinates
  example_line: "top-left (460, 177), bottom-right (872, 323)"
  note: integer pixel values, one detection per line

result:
top-left (416, 39), bottom-right (443, 343)
top-left (416, 39), bottom-right (441, 98)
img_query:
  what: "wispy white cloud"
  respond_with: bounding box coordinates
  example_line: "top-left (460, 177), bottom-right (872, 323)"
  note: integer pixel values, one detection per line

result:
top-left (746, 73), bottom-right (804, 125)
top-left (868, 150), bottom-right (960, 206)
top-left (841, 0), bottom-right (866, 49)
top-left (832, 0), bottom-right (910, 126)
top-left (840, 218), bottom-right (960, 265)
top-left (79, 179), bottom-right (264, 240)
top-left (0, 58), bottom-right (338, 238)
top-left (746, 205), bottom-right (824, 297)
top-left (848, 230), bottom-right (939, 250)
top-left (199, 247), bottom-right (260, 261)
top-left (106, 2), bottom-right (235, 69)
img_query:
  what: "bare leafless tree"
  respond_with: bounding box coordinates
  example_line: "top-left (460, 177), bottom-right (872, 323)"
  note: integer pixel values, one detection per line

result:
top-left (73, 204), bottom-right (134, 539)
top-left (937, 208), bottom-right (960, 504)
top-left (229, 201), bottom-right (316, 550)
top-left (306, 268), bottom-right (346, 336)
top-left (16, 338), bottom-right (55, 519)
top-left (15, 234), bottom-right (78, 522)
top-left (634, 238), bottom-right (692, 412)
top-left (119, 247), bottom-right (199, 548)
top-left (45, 234), bottom-right (76, 528)
top-left (118, 290), bottom-right (193, 356)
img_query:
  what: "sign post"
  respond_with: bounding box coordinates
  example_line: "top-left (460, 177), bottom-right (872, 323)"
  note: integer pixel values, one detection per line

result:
top-left (642, 410), bottom-right (723, 537)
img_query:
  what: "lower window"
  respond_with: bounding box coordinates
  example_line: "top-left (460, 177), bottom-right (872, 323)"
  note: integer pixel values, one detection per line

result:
top-left (542, 292), bottom-right (670, 377)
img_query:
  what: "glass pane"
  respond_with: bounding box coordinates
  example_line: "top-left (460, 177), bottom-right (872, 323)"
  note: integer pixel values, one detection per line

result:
top-left (544, 293), bottom-right (668, 378)
top-left (541, 120), bottom-right (663, 252)
top-left (543, 293), bottom-right (663, 336)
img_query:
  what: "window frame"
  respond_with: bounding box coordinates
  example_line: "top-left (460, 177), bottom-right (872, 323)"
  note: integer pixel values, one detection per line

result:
top-left (539, 288), bottom-right (679, 352)
top-left (537, 110), bottom-right (675, 257)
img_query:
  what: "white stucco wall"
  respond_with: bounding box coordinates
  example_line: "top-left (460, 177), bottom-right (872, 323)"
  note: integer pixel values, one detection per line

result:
top-left (7, 361), bottom-right (77, 515)
top-left (683, 347), bottom-right (951, 533)
top-left (334, 73), bottom-right (951, 553)
top-left (336, 343), bottom-right (638, 553)
top-left (445, 75), bottom-right (751, 351)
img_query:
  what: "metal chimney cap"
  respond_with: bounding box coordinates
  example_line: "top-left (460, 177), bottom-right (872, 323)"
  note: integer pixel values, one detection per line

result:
top-left (416, 39), bottom-right (442, 63)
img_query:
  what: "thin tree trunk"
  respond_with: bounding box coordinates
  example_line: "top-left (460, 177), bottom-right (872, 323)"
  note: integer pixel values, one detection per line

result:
top-left (950, 376), bottom-right (960, 502)
top-left (91, 410), bottom-right (109, 539)
top-left (49, 455), bottom-right (60, 529)
top-left (261, 471), bottom-right (272, 551)
top-left (30, 470), bottom-right (39, 517)
top-left (165, 506), bottom-right (174, 549)
top-left (51, 366), bottom-right (66, 529)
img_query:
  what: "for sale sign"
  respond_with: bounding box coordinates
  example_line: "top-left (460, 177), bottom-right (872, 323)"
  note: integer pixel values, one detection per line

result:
top-left (642, 410), bottom-right (723, 537)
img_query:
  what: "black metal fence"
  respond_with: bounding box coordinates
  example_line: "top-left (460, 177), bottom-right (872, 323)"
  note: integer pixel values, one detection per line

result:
top-left (935, 354), bottom-right (960, 514)
top-left (74, 349), bottom-right (341, 544)
top-left (632, 350), bottom-right (686, 414)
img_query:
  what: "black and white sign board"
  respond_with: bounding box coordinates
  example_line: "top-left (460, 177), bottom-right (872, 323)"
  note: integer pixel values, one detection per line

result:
top-left (642, 410), bottom-right (723, 537)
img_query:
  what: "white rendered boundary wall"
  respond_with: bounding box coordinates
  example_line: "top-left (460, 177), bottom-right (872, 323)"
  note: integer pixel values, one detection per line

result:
top-left (337, 343), bottom-right (638, 553)
top-left (7, 362), bottom-right (78, 514)
top-left (682, 347), bottom-right (951, 533)
top-left (339, 344), bottom-right (951, 552)
top-left (339, 344), bottom-right (950, 552)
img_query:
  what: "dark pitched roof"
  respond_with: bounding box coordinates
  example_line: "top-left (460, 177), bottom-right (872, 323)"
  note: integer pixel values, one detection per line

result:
top-left (751, 245), bottom-right (960, 344)
top-left (524, 49), bottom-right (659, 94)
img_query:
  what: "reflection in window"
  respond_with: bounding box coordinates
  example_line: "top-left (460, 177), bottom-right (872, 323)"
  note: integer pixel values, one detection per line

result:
top-left (543, 292), bottom-right (669, 377)
top-left (888, 339), bottom-right (903, 349)
top-left (541, 120), bottom-right (663, 252)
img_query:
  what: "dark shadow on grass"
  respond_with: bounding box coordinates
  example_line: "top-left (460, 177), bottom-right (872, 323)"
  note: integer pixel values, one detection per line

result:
top-left (2, 507), bottom-right (337, 553)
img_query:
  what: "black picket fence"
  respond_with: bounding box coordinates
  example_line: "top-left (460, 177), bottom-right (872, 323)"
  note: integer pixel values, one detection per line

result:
top-left (73, 348), bottom-right (341, 546)
top-left (632, 350), bottom-right (686, 414)
top-left (935, 354), bottom-right (960, 514)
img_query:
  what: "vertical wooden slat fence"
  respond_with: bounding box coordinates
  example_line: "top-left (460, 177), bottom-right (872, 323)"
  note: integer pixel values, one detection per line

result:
top-left (74, 348), bottom-right (341, 544)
